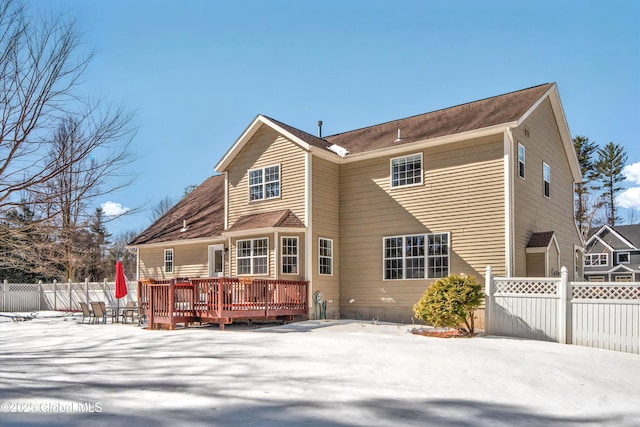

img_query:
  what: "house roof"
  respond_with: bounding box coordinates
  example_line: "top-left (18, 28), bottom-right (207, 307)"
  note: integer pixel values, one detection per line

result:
top-left (610, 225), bottom-right (640, 249)
top-left (324, 83), bottom-right (554, 155)
top-left (586, 224), bottom-right (640, 251)
top-left (226, 209), bottom-right (305, 233)
top-left (128, 175), bottom-right (225, 246)
top-left (216, 82), bottom-right (580, 181)
top-left (527, 231), bottom-right (556, 248)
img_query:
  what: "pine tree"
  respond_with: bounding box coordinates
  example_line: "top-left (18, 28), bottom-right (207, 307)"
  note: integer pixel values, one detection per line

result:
top-left (573, 136), bottom-right (605, 238)
top-left (595, 142), bottom-right (628, 226)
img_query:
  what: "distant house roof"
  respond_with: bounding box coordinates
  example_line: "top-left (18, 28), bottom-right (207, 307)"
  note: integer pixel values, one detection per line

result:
top-left (129, 175), bottom-right (225, 246)
top-left (226, 209), bottom-right (305, 234)
top-left (610, 225), bottom-right (640, 249)
top-left (527, 231), bottom-right (556, 248)
top-left (587, 224), bottom-right (640, 251)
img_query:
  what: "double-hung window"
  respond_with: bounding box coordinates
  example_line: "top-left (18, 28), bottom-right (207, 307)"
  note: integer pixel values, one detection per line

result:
top-left (391, 153), bottom-right (422, 188)
top-left (281, 237), bottom-right (298, 274)
top-left (384, 233), bottom-right (449, 280)
top-left (543, 162), bottom-right (550, 198)
top-left (518, 143), bottom-right (525, 179)
top-left (237, 238), bottom-right (268, 275)
top-left (249, 165), bottom-right (280, 201)
top-left (319, 238), bottom-right (333, 275)
top-left (164, 249), bottom-right (174, 273)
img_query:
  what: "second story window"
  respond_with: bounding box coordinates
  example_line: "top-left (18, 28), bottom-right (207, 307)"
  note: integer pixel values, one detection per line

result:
top-left (249, 165), bottom-right (280, 201)
top-left (518, 143), bottom-right (525, 179)
top-left (543, 162), bottom-right (550, 198)
top-left (584, 253), bottom-right (608, 267)
top-left (391, 153), bottom-right (422, 188)
top-left (616, 252), bottom-right (630, 264)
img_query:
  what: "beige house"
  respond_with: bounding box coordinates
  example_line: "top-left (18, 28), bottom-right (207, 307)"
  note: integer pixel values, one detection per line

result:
top-left (130, 83), bottom-right (583, 322)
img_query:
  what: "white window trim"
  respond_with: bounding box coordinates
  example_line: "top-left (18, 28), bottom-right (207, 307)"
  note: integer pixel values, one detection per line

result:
top-left (281, 236), bottom-right (299, 275)
top-left (164, 248), bottom-right (174, 273)
top-left (248, 164), bottom-right (281, 202)
top-left (236, 238), bottom-right (269, 275)
top-left (390, 153), bottom-right (423, 189)
top-left (318, 237), bottom-right (333, 276)
top-left (543, 162), bottom-right (550, 198)
top-left (518, 143), bottom-right (525, 179)
top-left (382, 232), bottom-right (450, 280)
top-left (616, 252), bottom-right (630, 264)
top-left (584, 253), bottom-right (608, 267)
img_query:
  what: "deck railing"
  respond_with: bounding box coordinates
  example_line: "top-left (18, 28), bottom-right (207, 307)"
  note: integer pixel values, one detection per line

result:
top-left (138, 277), bottom-right (308, 329)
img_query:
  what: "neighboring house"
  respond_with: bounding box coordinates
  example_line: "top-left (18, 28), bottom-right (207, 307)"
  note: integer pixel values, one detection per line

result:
top-left (584, 224), bottom-right (640, 282)
top-left (129, 82), bottom-right (583, 322)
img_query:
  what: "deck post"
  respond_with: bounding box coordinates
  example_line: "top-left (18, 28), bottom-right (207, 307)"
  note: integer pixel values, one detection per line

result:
top-left (148, 284), bottom-right (154, 330)
top-left (169, 283), bottom-right (175, 330)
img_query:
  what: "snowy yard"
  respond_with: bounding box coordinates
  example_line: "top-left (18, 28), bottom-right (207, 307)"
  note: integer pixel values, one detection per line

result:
top-left (0, 312), bottom-right (639, 427)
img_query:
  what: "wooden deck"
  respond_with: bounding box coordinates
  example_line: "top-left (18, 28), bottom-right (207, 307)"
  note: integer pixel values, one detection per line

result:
top-left (137, 278), bottom-right (308, 329)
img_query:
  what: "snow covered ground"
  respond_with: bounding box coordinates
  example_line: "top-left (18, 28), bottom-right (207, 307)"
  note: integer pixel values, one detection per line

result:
top-left (0, 312), bottom-right (638, 427)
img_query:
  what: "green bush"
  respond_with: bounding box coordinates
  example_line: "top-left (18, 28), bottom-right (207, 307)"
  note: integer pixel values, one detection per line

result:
top-left (413, 274), bottom-right (485, 334)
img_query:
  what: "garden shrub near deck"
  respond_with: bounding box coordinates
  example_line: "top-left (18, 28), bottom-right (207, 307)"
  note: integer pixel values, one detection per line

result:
top-left (414, 274), bottom-right (484, 334)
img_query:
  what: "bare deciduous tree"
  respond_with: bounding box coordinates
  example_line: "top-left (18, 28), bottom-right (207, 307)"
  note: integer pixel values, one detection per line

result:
top-left (0, 0), bottom-right (136, 281)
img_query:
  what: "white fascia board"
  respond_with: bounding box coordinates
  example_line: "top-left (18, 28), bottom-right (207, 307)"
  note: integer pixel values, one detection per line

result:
top-left (339, 123), bottom-right (512, 164)
top-left (517, 84), bottom-right (581, 183)
top-left (222, 227), bottom-right (308, 238)
top-left (602, 225), bottom-right (636, 249)
top-left (215, 115), bottom-right (313, 173)
top-left (127, 236), bottom-right (226, 250)
top-left (606, 264), bottom-right (636, 273)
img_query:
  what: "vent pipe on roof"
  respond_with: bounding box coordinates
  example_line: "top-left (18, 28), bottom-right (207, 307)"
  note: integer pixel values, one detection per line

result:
top-left (317, 120), bottom-right (323, 138)
top-left (180, 220), bottom-right (189, 232)
top-left (394, 129), bottom-right (403, 142)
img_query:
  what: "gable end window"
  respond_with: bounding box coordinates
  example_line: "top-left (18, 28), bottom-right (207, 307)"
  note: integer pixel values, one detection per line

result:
top-left (281, 237), bottom-right (298, 274)
top-left (543, 162), bottom-right (551, 198)
top-left (517, 143), bottom-right (525, 179)
top-left (384, 232), bottom-right (449, 280)
top-left (584, 253), bottom-right (608, 267)
top-left (319, 238), bottom-right (333, 275)
top-left (164, 249), bottom-right (174, 273)
top-left (249, 165), bottom-right (280, 201)
top-left (391, 153), bottom-right (422, 188)
top-left (237, 238), bottom-right (269, 275)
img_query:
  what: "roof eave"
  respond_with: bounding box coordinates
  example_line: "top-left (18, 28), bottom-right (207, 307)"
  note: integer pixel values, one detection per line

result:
top-left (128, 235), bottom-right (226, 249)
top-left (340, 122), bottom-right (513, 163)
top-left (222, 226), bottom-right (307, 238)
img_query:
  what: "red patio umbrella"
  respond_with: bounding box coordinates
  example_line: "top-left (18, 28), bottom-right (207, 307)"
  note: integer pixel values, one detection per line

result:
top-left (115, 261), bottom-right (127, 319)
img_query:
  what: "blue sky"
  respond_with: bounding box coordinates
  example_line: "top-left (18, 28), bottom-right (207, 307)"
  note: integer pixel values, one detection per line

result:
top-left (34, 0), bottom-right (640, 234)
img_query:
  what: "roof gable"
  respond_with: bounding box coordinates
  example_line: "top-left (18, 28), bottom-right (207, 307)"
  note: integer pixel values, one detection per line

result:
top-left (129, 175), bottom-right (225, 246)
top-left (586, 225), bottom-right (638, 251)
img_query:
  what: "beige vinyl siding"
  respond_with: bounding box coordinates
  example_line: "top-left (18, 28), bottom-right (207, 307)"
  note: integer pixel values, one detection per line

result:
top-left (226, 125), bottom-right (307, 227)
top-left (339, 136), bottom-right (505, 321)
top-left (526, 253), bottom-right (546, 276)
top-left (138, 243), bottom-right (212, 279)
top-left (512, 98), bottom-right (582, 278)
top-left (311, 156), bottom-right (340, 318)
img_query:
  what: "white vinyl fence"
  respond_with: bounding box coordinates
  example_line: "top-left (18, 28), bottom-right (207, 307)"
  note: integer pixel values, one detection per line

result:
top-left (485, 266), bottom-right (640, 354)
top-left (0, 279), bottom-right (138, 312)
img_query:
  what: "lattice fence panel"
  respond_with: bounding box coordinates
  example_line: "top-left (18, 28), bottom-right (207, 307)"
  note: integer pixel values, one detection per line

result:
top-left (495, 279), bottom-right (558, 295)
top-left (573, 285), bottom-right (640, 300)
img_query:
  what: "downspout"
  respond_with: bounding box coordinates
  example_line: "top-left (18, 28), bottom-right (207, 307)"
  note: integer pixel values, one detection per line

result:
top-left (504, 128), bottom-right (515, 277)
top-left (305, 152), bottom-right (313, 318)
